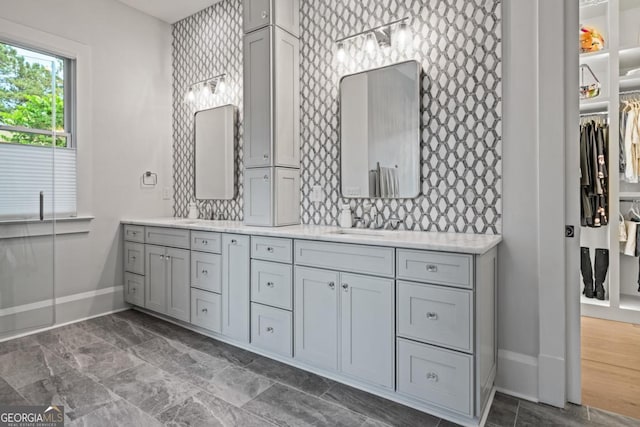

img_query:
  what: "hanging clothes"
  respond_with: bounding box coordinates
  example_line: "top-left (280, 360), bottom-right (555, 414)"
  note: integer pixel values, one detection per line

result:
top-left (580, 119), bottom-right (609, 227)
top-left (620, 97), bottom-right (640, 183)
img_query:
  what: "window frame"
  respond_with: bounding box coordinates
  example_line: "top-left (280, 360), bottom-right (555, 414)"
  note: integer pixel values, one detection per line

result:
top-left (0, 40), bottom-right (76, 149)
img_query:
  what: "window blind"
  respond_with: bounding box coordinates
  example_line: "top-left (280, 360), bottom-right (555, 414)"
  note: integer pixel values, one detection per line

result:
top-left (0, 143), bottom-right (77, 219)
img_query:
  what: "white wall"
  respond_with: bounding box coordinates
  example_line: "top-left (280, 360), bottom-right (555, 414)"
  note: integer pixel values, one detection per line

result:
top-left (0, 0), bottom-right (173, 338)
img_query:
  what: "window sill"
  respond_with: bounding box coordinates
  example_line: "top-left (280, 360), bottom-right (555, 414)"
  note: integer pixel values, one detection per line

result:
top-left (0, 216), bottom-right (94, 239)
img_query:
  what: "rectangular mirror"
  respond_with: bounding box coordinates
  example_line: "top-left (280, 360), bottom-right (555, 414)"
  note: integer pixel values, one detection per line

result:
top-left (195, 105), bottom-right (236, 200)
top-left (340, 60), bottom-right (421, 199)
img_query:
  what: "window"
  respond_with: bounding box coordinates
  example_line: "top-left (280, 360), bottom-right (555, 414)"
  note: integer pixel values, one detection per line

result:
top-left (0, 41), bottom-right (76, 219)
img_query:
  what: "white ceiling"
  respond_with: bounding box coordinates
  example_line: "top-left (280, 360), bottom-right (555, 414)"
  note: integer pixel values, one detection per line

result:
top-left (116, 0), bottom-right (221, 24)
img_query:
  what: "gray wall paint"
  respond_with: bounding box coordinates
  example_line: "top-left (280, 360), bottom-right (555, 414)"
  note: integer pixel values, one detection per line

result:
top-left (172, 0), bottom-right (502, 234)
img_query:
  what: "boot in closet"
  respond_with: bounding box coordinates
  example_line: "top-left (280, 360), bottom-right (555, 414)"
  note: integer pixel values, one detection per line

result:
top-left (594, 248), bottom-right (609, 301)
top-left (581, 247), bottom-right (595, 298)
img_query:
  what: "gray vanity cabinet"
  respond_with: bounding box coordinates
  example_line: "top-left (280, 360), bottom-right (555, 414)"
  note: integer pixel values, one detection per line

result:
top-left (244, 167), bottom-right (300, 226)
top-left (221, 234), bottom-right (251, 342)
top-left (340, 273), bottom-right (394, 389)
top-left (294, 266), bottom-right (340, 370)
top-left (243, 0), bottom-right (300, 37)
top-left (243, 26), bottom-right (300, 169)
top-left (144, 244), bottom-right (190, 322)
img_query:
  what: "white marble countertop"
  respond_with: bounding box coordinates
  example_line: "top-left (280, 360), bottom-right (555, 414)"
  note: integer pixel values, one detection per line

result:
top-left (121, 218), bottom-right (501, 254)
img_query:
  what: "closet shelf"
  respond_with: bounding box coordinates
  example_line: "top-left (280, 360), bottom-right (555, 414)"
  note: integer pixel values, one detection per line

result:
top-left (581, 294), bottom-right (610, 307)
top-left (619, 192), bottom-right (640, 200)
top-left (580, 49), bottom-right (609, 62)
top-left (580, 97), bottom-right (609, 113)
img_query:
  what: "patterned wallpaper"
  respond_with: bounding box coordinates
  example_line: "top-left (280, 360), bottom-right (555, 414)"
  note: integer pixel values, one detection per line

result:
top-left (172, 0), bottom-right (502, 234)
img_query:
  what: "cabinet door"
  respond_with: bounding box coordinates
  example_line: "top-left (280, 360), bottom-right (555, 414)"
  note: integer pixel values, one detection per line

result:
top-left (244, 168), bottom-right (273, 226)
top-left (166, 247), bottom-right (190, 322)
top-left (244, 27), bottom-right (272, 168)
top-left (273, 27), bottom-right (300, 168)
top-left (222, 234), bottom-right (250, 342)
top-left (294, 266), bottom-right (339, 371)
top-left (340, 273), bottom-right (394, 389)
top-left (243, 0), bottom-right (271, 33)
top-left (145, 245), bottom-right (166, 314)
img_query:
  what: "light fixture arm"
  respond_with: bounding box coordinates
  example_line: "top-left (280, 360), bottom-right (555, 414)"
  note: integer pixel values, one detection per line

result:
top-left (335, 17), bottom-right (408, 45)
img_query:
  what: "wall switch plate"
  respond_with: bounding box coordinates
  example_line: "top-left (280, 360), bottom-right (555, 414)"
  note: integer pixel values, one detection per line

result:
top-left (311, 185), bottom-right (324, 202)
top-left (162, 186), bottom-right (171, 200)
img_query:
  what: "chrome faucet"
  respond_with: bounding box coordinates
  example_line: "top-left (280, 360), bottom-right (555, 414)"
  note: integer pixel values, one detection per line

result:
top-left (369, 206), bottom-right (384, 229)
top-left (384, 218), bottom-right (403, 230)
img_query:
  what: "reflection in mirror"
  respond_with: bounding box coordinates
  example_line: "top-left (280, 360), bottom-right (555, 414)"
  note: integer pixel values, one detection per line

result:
top-left (194, 105), bottom-right (236, 200)
top-left (340, 60), bottom-right (421, 199)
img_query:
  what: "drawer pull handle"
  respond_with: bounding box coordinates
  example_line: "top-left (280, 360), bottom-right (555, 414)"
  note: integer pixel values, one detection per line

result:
top-left (426, 312), bottom-right (438, 320)
top-left (426, 264), bottom-right (438, 273)
top-left (263, 153), bottom-right (269, 160)
top-left (131, 231), bottom-right (137, 235)
top-left (202, 308), bottom-right (208, 313)
top-left (261, 11), bottom-right (268, 19)
top-left (328, 282), bottom-right (335, 290)
top-left (266, 247), bottom-right (274, 252)
top-left (266, 281), bottom-right (275, 288)
top-left (266, 326), bottom-right (274, 333)
top-left (342, 283), bottom-right (349, 291)
top-left (202, 269), bottom-right (208, 275)
top-left (426, 372), bottom-right (439, 382)
top-left (231, 239), bottom-right (237, 244)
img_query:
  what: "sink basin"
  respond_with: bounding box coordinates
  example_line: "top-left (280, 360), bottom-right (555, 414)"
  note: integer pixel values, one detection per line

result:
top-left (329, 228), bottom-right (395, 237)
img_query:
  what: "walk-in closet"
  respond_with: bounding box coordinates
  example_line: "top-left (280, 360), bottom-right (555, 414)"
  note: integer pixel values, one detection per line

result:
top-left (580, 0), bottom-right (640, 418)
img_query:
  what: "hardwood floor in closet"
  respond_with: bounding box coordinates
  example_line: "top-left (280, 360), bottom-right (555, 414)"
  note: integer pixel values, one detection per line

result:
top-left (581, 316), bottom-right (640, 419)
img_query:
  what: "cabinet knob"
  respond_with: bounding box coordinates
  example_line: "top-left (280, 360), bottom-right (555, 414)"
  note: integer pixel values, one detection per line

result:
top-left (131, 256), bottom-right (136, 260)
top-left (263, 153), bottom-right (269, 160)
top-left (131, 288), bottom-right (136, 293)
top-left (266, 281), bottom-right (275, 288)
top-left (266, 247), bottom-right (274, 252)
top-left (231, 239), bottom-right (237, 244)
top-left (203, 240), bottom-right (208, 245)
top-left (261, 10), bottom-right (268, 19)
top-left (131, 231), bottom-right (137, 235)
top-left (160, 255), bottom-right (165, 260)
top-left (202, 269), bottom-right (208, 275)
top-left (266, 326), bottom-right (274, 333)
top-left (426, 312), bottom-right (438, 320)
top-left (328, 282), bottom-right (335, 290)
top-left (263, 175), bottom-right (269, 181)
top-left (342, 283), bottom-right (349, 291)
top-left (426, 372), bottom-right (439, 382)
top-left (426, 264), bottom-right (438, 273)
top-left (166, 255), bottom-right (171, 261)
top-left (202, 308), bottom-right (208, 313)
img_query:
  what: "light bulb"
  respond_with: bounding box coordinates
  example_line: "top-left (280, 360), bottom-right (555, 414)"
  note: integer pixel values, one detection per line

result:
top-left (216, 79), bottom-right (227, 94)
top-left (396, 22), bottom-right (409, 48)
top-left (201, 82), bottom-right (211, 99)
top-left (336, 42), bottom-right (346, 63)
top-left (365, 33), bottom-right (377, 54)
top-left (185, 87), bottom-right (195, 104)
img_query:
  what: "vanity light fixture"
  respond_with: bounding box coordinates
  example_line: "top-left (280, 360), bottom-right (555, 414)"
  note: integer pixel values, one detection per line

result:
top-left (334, 17), bottom-right (409, 63)
top-left (184, 73), bottom-right (227, 109)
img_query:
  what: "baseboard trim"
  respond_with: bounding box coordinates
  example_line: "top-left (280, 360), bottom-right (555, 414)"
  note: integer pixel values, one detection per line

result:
top-left (0, 285), bottom-right (126, 341)
top-left (495, 349), bottom-right (539, 403)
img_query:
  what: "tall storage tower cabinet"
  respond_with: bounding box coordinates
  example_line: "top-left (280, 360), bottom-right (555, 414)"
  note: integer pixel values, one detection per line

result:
top-left (243, 0), bottom-right (301, 226)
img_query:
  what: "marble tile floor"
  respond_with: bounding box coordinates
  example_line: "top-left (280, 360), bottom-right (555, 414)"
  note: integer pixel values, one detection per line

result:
top-left (0, 309), bottom-right (638, 427)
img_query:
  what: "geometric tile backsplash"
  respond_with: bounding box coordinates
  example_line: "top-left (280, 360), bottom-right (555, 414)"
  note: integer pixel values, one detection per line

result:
top-left (172, 0), bottom-right (502, 234)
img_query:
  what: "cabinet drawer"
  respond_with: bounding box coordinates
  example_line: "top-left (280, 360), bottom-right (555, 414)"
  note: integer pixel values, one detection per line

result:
top-left (397, 338), bottom-right (473, 416)
top-left (191, 231), bottom-right (222, 254)
top-left (251, 303), bottom-right (292, 357)
top-left (191, 288), bottom-right (222, 333)
top-left (251, 260), bottom-right (292, 310)
top-left (251, 236), bottom-right (292, 263)
top-left (124, 242), bottom-right (144, 275)
top-left (191, 252), bottom-right (222, 293)
top-left (124, 224), bottom-right (144, 243)
top-left (145, 227), bottom-right (190, 249)
top-left (294, 240), bottom-right (394, 278)
top-left (397, 281), bottom-right (473, 353)
top-left (397, 249), bottom-right (472, 289)
top-left (124, 272), bottom-right (144, 306)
